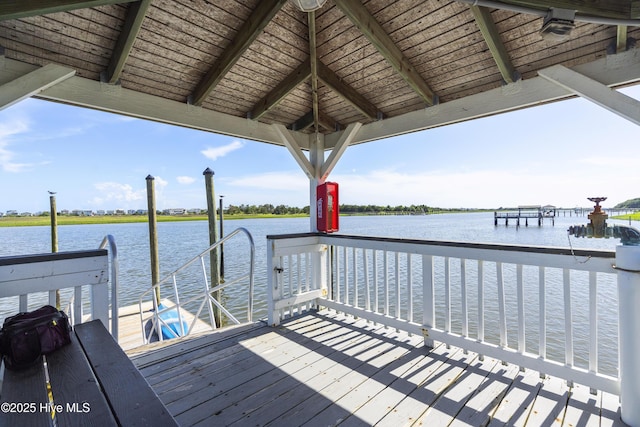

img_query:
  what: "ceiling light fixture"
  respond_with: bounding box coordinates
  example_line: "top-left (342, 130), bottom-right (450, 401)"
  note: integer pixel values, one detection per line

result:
top-left (540, 8), bottom-right (576, 41)
top-left (290, 0), bottom-right (327, 12)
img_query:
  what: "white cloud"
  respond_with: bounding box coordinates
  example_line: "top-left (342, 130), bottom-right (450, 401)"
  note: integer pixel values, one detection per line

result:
top-left (201, 140), bottom-right (244, 161)
top-left (91, 182), bottom-right (145, 207)
top-left (177, 176), bottom-right (196, 185)
top-left (0, 118), bottom-right (33, 172)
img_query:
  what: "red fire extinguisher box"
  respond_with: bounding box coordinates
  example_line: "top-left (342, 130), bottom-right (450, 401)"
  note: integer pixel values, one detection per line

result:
top-left (317, 182), bottom-right (339, 233)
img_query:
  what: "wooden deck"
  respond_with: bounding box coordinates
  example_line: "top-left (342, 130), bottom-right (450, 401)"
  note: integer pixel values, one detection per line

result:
top-left (126, 310), bottom-right (624, 426)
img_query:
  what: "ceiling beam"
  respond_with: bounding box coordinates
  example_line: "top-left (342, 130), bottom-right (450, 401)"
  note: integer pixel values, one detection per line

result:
top-left (190, 0), bottom-right (287, 107)
top-left (0, 0), bottom-right (136, 21)
top-left (250, 60), bottom-right (311, 120)
top-left (0, 64), bottom-right (75, 111)
top-left (317, 61), bottom-right (378, 119)
top-left (538, 64), bottom-right (640, 126)
top-left (308, 11), bottom-right (320, 132)
top-left (334, 0), bottom-right (437, 106)
top-left (104, 0), bottom-right (151, 84)
top-left (469, 5), bottom-right (519, 84)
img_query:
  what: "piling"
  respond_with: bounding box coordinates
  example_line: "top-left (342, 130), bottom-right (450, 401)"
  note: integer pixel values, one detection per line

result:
top-left (146, 175), bottom-right (161, 305)
top-left (49, 193), bottom-right (60, 308)
top-left (219, 195), bottom-right (225, 280)
top-left (203, 168), bottom-right (221, 327)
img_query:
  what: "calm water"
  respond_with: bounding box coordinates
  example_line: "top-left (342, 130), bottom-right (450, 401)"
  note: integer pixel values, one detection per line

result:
top-left (0, 212), bottom-right (626, 312)
top-left (1, 212), bottom-right (631, 374)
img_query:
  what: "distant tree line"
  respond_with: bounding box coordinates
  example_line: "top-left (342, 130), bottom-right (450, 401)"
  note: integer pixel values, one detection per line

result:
top-left (615, 198), bottom-right (640, 209)
top-left (223, 204), bottom-right (465, 215)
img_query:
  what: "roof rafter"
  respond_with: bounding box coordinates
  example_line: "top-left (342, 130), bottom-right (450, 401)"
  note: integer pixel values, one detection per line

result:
top-left (469, 5), bottom-right (519, 84)
top-left (291, 110), bottom-right (338, 132)
top-left (333, 0), bottom-right (437, 106)
top-left (250, 60), bottom-right (311, 120)
top-left (104, 0), bottom-right (151, 84)
top-left (0, 0), bottom-right (136, 21)
top-left (308, 10), bottom-right (320, 132)
top-left (190, 0), bottom-right (287, 107)
top-left (317, 61), bottom-right (378, 120)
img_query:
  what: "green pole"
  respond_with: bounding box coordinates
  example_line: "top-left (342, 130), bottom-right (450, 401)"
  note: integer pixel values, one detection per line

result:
top-left (203, 168), bottom-right (221, 327)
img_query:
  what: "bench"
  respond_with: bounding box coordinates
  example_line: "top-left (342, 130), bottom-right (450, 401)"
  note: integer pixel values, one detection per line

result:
top-left (0, 245), bottom-right (176, 426)
top-left (0, 320), bottom-right (178, 426)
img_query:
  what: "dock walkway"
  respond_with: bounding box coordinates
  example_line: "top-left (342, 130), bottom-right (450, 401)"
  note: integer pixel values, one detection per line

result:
top-left (127, 310), bottom-right (623, 426)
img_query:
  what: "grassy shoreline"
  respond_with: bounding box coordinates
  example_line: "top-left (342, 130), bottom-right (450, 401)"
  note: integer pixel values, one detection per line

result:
top-left (0, 214), bottom-right (309, 227)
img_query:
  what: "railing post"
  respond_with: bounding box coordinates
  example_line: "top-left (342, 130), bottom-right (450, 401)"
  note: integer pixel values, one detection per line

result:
top-left (616, 244), bottom-right (640, 427)
top-left (267, 237), bottom-right (281, 326)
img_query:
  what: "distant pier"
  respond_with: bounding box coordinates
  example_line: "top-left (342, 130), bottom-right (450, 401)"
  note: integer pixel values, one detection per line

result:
top-left (494, 205), bottom-right (556, 226)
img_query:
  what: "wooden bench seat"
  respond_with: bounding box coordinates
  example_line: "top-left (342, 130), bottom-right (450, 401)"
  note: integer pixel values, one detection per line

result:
top-left (0, 320), bottom-right (177, 426)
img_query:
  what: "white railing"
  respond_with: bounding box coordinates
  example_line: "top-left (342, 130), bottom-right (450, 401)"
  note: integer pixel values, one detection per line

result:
top-left (0, 235), bottom-right (119, 336)
top-left (267, 233), bottom-right (619, 396)
top-left (139, 227), bottom-right (255, 344)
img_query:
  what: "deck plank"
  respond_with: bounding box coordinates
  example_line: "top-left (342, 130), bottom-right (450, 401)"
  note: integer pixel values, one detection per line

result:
top-left (561, 383), bottom-right (602, 427)
top-left (488, 368), bottom-right (543, 426)
top-left (522, 374), bottom-right (570, 426)
top-left (126, 310), bottom-right (624, 427)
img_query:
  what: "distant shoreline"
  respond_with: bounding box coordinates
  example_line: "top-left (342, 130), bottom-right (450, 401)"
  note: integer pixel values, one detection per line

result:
top-left (0, 214), bottom-right (309, 227)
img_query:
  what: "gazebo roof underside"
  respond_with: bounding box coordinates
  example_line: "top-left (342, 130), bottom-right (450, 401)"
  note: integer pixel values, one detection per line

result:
top-left (1, 0), bottom-right (639, 150)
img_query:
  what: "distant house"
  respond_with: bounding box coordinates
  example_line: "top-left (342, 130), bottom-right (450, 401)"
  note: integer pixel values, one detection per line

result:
top-left (96, 210), bottom-right (106, 216)
top-left (115, 209), bottom-right (126, 215)
top-left (6, 210), bottom-right (18, 216)
top-left (135, 209), bottom-right (148, 215)
top-left (106, 210), bottom-right (115, 215)
top-left (163, 208), bottom-right (186, 215)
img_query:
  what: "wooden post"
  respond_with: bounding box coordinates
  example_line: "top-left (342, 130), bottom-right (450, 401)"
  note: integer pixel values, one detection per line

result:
top-left (49, 192), bottom-right (60, 308)
top-left (219, 195), bottom-right (224, 281)
top-left (203, 168), bottom-right (221, 327)
top-left (146, 175), bottom-right (161, 305)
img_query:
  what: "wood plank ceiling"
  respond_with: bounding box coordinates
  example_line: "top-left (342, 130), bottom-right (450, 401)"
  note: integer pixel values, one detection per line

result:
top-left (0, 0), bottom-right (639, 138)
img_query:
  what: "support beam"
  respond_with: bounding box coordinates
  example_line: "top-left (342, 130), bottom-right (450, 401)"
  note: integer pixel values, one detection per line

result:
top-left (334, 0), bottom-right (437, 106)
top-left (308, 133), bottom-right (324, 232)
top-left (0, 0), bottom-right (137, 21)
top-left (538, 64), bottom-right (640, 126)
top-left (317, 61), bottom-right (378, 119)
top-left (469, 5), bottom-right (519, 84)
top-left (272, 124), bottom-right (315, 179)
top-left (308, 11), bottom-right (320, 131)
top-left (320, 122), bottom-right (362, 181)
top-left (190, 0), bottom-right (287, 106)
top-left (250, 60), bottom-right (311, 120)
top-left (0, 64), bottom-right (75, 111)
top-left (104, 0), bottom-right (151, 84)
top-left (323, 47), bottom-right (640, 148)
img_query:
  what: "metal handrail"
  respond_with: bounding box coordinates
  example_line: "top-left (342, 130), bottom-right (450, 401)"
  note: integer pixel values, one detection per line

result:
top-left (138, 227), bottom-right (255, 344)
top-left (98, 234), bottom-right (119, 340)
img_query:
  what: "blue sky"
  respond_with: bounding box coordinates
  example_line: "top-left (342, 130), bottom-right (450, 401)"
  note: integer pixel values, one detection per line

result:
top-left (1, 85), bottom-right (639, 213)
